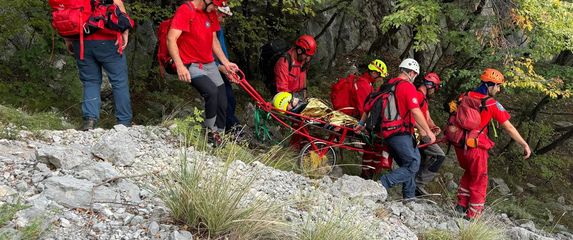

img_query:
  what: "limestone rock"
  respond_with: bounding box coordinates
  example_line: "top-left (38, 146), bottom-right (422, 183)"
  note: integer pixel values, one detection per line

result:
top-left (91, 130), bottom-right (138, 166)
top-left (37, 144), bottom-right (89, 170)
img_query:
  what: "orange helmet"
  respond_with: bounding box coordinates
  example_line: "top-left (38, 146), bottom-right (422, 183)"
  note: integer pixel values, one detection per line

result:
top-left (295, 35), bottom-right (317, 56)
top-left (480, 68), bottom-right (504, 84)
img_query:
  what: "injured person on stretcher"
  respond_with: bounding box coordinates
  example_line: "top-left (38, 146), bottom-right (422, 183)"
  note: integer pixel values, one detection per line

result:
top-left (272, 92), bottom-right (359, 127)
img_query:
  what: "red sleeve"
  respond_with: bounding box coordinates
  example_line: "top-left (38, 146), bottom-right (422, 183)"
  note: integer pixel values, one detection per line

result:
top-left (170, 4), bottom-right (195, 32)
top-left (274, 57), bottom-right (290, 92)
top-left (355, 80), bottom-right (373, 115)
top-left (490, 100), bottom-right (510, 124)
top-left (209, 12), bottom-right (221, 32)
top-left (399, 82), bottom-right (420, 110)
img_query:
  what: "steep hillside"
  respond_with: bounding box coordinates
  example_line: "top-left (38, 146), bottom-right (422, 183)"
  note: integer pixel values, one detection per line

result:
top-left (0, 125), bottom-right (571, 239)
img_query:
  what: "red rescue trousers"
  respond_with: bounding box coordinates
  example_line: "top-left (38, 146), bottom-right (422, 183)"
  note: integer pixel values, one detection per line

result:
top-left (361, 144), bottom-right (383, 176)
top-left (454, 146), bottom-right (489, 218)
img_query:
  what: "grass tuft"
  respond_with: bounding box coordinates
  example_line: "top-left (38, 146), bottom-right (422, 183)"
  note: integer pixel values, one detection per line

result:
top-left (458, 215), bottom-right (506, 240)
top-left (158, 150), bottom-right (288, 239)
top-left (296, 210), bottom-right (367, 240)
top-left (0, 202), bottom-right (29, 226)
top-left (420, 229), bottom-right (455, 240)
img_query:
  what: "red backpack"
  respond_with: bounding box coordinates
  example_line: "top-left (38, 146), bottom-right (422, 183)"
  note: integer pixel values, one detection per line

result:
top-left (157, 2), bottom-right (195, 76)
top-left (444, 93), bottom-right (491, 147)
top-left (330, 74), bottom-right (358, 116)
top-left (49, 0), bottom-right (93, 59)
top-left (363, 79), bottom-right (412, 139)
top-left (50, 0), bottom-right (134, 59)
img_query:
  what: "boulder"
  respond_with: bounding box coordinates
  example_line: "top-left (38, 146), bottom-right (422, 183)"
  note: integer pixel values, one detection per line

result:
top-left (43, 176), bottom-right (119, 208)
top-left (76, 162), bottom-right (119, 183)
top-left (0, 185), bottom-right (17, 198)
top-left (36, 144), bottom-right (89, 170)
top-left (508, 227), bottom-right (554, 240)
top-left (170, 230), bottom-right (193, 240)
top-left (490, 177), bottom-right (511, 195)
top-left (91, 130), bottom-right (138, 166)
top-left (328, 175), bottom-right (387, 202)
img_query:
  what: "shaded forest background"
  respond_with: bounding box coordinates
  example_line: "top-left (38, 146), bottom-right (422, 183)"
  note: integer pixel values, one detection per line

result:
top-left (0, 0), bottom-right (573, 232)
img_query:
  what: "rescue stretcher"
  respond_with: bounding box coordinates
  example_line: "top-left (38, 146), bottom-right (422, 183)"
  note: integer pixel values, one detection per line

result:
top-left (233, 70), bottom-right (443, 176)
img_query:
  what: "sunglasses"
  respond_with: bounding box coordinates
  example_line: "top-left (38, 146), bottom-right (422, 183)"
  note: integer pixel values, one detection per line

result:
top-left (424, 81), bottom-right (436, 88)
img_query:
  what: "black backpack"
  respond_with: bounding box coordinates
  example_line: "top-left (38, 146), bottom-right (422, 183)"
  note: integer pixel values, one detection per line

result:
top-left (363, 80), bottom-right (408, 135)
top-left (259, 38), bottom-right (292, 95)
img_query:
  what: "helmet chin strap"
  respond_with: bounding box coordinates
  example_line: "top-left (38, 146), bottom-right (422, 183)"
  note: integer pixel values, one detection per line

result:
top-left (402, 70), bottom-right (416, 82)
top-left (202, 0), bottom-right (212, 11)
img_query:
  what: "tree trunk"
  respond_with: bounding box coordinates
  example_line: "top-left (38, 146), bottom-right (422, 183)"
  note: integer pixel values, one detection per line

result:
top-left (400, 30), bottom-right (416, 59)
top-left (315, 12), bottom-right (338, 40)
top-left (502, 95), bottom-right (551, 153)
top-left (553, 50), bottom-right (573, 66)
top-left (536, 128), bottom-right (573, 155)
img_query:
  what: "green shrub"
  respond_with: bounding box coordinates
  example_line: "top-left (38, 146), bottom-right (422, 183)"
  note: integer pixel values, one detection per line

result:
top-left (0, 105), bottom-right (72, 131)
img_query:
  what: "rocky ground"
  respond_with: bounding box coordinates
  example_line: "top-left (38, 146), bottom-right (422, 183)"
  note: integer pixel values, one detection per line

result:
top-left (0, 125), bottom-right (571, 239)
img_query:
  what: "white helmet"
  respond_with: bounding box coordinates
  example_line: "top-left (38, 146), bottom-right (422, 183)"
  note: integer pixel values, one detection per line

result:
top-left (399, 58), bottom-right (420, 74)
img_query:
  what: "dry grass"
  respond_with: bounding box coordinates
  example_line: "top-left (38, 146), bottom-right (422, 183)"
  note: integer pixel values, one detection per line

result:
top-left (158, 149), bottom-right (289, 239)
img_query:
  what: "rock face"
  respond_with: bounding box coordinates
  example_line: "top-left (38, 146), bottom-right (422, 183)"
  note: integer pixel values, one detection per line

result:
top-left (0, 126), bottom-right (571, 240)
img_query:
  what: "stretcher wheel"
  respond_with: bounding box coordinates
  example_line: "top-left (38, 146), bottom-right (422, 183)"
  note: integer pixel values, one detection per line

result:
top-left (298, 141), bottom-right (337, 177)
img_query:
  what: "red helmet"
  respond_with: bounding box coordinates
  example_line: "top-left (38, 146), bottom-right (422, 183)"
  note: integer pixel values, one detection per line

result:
top-left (295, 35), bottom-right (317, 56)
top-left (211, 0), bottom-right (226, 7)
top-left (424, 72), bottom-right (441, 90)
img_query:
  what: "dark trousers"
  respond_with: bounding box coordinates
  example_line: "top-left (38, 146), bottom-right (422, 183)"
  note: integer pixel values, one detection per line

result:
top-left (380, 134), bottom-right (421, 199)
top-left (223, 76), bottom-right (240, 130)
top-left (72, 40), bottom-right (132, 125)
top-left (191, 76), bottom-right (227, 131)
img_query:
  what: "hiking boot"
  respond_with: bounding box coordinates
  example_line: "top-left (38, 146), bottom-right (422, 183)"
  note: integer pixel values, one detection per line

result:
top-left (455, 205), bottom-right (468, 215)
top-left (226, 125), bottom-right (246, 141)
top-left (415, 186), bottom-right (431, 197)
top-left (79, 118), bottom-right (97, 131)
top-left (207, 131), bottom-right (222, 148)
top-left (403, 197), bottom-right (418, 204)
top-left (359, 169), bottom-right (374, 180)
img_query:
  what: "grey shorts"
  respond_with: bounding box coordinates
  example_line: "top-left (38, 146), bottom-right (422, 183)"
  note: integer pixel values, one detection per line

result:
top-left (188, 62), bottom-right (224, 87)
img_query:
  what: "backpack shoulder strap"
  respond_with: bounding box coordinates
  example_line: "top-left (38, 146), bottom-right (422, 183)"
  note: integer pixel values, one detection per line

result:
top-left (284, 53), bottom-right (293, 71)
top-left (417, 89), bottom-right (427, 108)
top-left (183, 2), bottom-right (196, 23)
top-left (479, 96), bottom-right (492, 112)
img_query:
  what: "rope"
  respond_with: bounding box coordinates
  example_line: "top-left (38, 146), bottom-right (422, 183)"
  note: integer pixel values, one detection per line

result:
top-left (253, 108), bottom-right (276, 143)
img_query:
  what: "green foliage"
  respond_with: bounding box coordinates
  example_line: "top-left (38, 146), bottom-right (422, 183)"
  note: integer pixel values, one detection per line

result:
top-left (505, 58), bottom-right (572, 99)
top-left (380, 0), bottom-right (442, 51)
top-left (20, 218), bottom-right (45, 240)
top-left (511, 0), bottom-right (573, 60)
top-left (0, 0), bottom-right (82, 121)
top-left (0, 202), bottom-right (29, 227)
top-left (0, 105), bottom-right (72, 139)
top-left (127, 2), bottom-right (173, 23)
top-left (493, 201), bottom-right (534, 220)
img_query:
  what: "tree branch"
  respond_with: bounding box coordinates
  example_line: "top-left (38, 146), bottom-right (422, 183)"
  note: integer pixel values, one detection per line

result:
top-left (315, 12), bottom-right (338, 40)
top-left (535, 128), bottom-right (573, 155)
